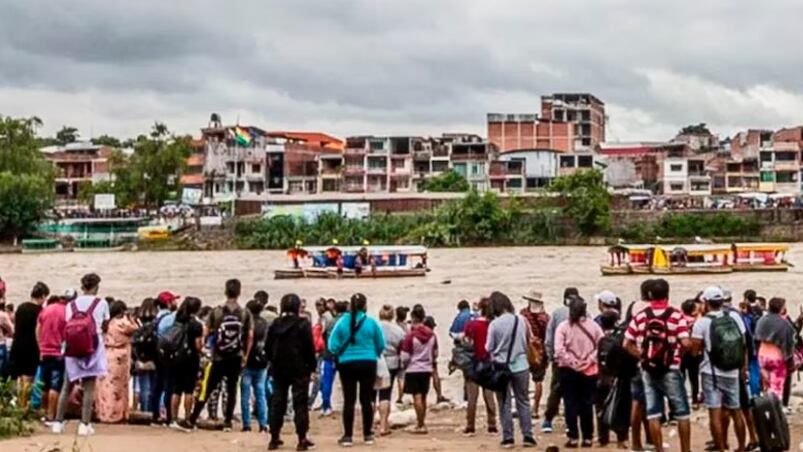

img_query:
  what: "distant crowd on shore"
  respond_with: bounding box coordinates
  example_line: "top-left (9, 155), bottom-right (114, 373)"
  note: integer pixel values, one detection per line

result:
top-left (0, 274), bottom-right (801, 451)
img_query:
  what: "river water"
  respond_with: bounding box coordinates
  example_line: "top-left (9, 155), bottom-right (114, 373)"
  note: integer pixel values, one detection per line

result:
top-left (3, 246), bottom-right (802, 323)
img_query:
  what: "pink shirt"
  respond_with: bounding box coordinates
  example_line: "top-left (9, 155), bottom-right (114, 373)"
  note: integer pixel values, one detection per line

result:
top-left (554, 317), bottom-right (604, 376)
top-left (38, 302), bottom-right (66, 357)
top-left (0, 311), bottom-right (13, 342)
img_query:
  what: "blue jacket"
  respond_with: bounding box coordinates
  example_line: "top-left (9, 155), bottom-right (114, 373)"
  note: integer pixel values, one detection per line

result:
top-left (449, 309), bottom-right (476, 337)
top-left (327, 311), bottom-right (385, 364)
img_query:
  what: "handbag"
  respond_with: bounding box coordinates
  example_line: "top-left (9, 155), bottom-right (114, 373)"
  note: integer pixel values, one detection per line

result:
top-left (602, 377), bottom-right (632, 431)
top-left (526, 337), bottom-right (545, 370)
top-left (374, 356), bottom-right (391, 390)
top-left (473, 316), bottom-right (520, 392)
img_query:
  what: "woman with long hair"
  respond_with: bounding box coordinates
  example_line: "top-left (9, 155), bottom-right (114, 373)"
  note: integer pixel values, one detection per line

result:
top-left (96, 299), bottom-right (138, 423)
top-left (327, 293), bottom-right (385, 447)
top-left (400, 304), bottom-right (438, 434)
top-left (486, 291), bottom-right (536, 448)
top-left (554, 296), bottom-right (604, 448)
top-left (170, 297), bottom-right (203, 427)
top-left (377, 304), bottom-right (406, 436)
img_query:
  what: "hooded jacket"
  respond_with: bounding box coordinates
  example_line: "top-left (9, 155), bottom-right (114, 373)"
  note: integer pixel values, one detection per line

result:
top-left (265, 313), bottom-right (317, 380)
top-left (326, 311), bottom-right (385, 364)
top-left (400, 324), bottom-right (438, 373)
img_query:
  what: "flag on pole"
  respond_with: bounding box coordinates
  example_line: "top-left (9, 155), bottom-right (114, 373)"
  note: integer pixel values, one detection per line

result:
top-left (232, 126), bottom-right (252, 146)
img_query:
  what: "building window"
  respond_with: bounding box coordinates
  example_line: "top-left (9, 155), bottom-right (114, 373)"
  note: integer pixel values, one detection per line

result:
top-left (577, 156), bottom-right (593, 168)
top-left (252, 163), bottom-right (261, 174)
top-left (760, 171), bottom-right (775, 182)
top-left (776, 152), bottom-right (796, 162)
top-left (226, 162), bottom-right (235, 174)
top-left (670, 164), bottom-right (683, 172)
top-left (559, 156), bottom-right (575, 168)
top-left (669, 183), bottom-right (684, 192)
top-left (776, 171), bottom-right (796, 183)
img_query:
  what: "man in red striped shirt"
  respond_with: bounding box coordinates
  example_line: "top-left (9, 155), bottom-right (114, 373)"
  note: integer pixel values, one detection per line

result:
top-left (624, 279), bottom-right (692, 452)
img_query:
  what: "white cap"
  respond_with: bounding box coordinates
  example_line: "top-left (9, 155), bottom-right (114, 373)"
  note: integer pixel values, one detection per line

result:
top-left (63, 288), bottom-right (77, 300)
top-left (701, 286), bottom-right (725, 302)
top-left (595, 290), bottom-right (618, 307)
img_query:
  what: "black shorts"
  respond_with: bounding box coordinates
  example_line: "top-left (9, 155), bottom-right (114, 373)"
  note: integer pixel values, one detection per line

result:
top-left (174, 360), bottom-right (200, 395)
top-left (9, 349), bottom-right (39, 379)
top-left (40, 356), bottom-right (65, 392)
top-left (377, 368), bottom-right (399, 401)
top-left (403, 372), bottom-right (431, 396)
top-left (531, 365), bottom-right (547, 383)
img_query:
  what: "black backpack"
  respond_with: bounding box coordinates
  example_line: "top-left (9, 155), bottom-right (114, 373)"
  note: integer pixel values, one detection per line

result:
top-left (249, 317), bottom-right (270, 368)
top-left (158, 321), bottom-right (192, 365)
top-left (132, 319), bottom-right (160, 363)
top-left (215, 307), bottom-right (245, 357)
top-left (708, 311), bottom-right (744, 372)
top-left (640, 308), bottom-right (675, 376)
top-left (598, 325), bottom-right (637, 378)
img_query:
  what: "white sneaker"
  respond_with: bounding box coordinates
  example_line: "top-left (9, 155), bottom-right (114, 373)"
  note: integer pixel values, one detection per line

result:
top-left (321, 409), bottom-right (333, 418)
top-left (169, 421), bottom-right (190, 433)
top-left (51, 421), bottom-right (65, 434)
top-left (78, 423), bottom-right (95, 436)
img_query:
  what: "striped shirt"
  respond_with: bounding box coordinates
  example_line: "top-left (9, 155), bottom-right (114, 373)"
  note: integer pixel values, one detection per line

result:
top-left (624, 301), bottom-right (689, 370)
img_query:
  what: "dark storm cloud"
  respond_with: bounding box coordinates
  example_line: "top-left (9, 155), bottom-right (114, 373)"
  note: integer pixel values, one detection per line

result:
top-left (1, 0), bottom-right (803, 140)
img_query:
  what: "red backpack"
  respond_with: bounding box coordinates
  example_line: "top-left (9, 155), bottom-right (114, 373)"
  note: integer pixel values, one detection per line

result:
top-left (64, 298), bottom-right (101, 358)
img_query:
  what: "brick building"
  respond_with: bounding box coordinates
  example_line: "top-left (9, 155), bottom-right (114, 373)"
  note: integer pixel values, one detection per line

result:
top-left (41, 142), bottom-right (114, 204)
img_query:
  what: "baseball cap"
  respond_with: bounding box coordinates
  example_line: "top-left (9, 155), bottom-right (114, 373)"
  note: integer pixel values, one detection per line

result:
top-left (595, 290), bottom-right (618, 307)
top-left (701, 286), bottom-right (725, 302)
top-left (157, 291), bottom-right (180, 306)
top-left (62, 288), bottom-right (77, 301)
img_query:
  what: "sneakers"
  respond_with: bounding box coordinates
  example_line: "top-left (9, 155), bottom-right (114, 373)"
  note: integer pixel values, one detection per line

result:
top-left (500, 439), bottom-right (515, 449)
top-left (169, 421), bottom-right (190, 433)
top-left (487, 426), bottom-right (499, 434)
top-left (523, 436), bottom-right (537, 448)
top-left (364, 434), bottom-right (375, 445)
top-left (338, 436), bottom-right (353, 447)
top-left (77, 423), bottom-right (95, 437)
top-left (297, 438), bottom-right (316, 451)
top-left (268, 441), bottom-right (281, 451)
top-left (259, 426), bottom-right (269, 434)
top-left (320, 408), bottom-right (333, 418)
top-left (222, 422), bottom-right (233, 432)
top-left (462, 428), bottom-right (476, 437)
top-left (241, 426), bottom-right (252, 433)
top-left (540, 420), bottom-right (553, 434)
top-left (51, 421), bottom-right (65, 435)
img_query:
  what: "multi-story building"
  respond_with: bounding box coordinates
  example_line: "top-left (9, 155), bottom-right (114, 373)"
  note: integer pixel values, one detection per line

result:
top-left (496, 149), bottom-right (559, 191)
top-left (487, 113), bottom-right (574, 153)
top-left (41, 142), bottom-right (114, 204)
top-left (340, 136), bottom-right (415, 193)
top-left (444, 133), bottom-right (495, 191)
top-left (201, 123), bottom-right (273, 200)
top-left (758, 141), bottom-right (800, 194)
top-left (541, 93), bottom-right (606, 151)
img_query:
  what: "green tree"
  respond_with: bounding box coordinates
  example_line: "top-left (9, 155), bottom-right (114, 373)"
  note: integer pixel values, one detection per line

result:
top-left (55, 125), bottom-right (80, 145)
top-left (678, 123), bottom-right (711, 135)
top-left (421, 170), bottom-right (470, 192)
top-left (0, 116), bottom-right (54, 241)
top-left (549, 169), bottom-right (610, 236)
top-left (91, 134), bottom-right (122, 148)
top-left (109, 123), bottom-right (190, 208)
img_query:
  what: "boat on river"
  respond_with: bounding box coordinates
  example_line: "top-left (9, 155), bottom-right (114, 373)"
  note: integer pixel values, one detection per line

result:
top-left (275, 245), bottom-right (429, 279)
top-left (731, 243), bottom-right (792, 272)
top-left (602, 242), bottom-right (793, 275)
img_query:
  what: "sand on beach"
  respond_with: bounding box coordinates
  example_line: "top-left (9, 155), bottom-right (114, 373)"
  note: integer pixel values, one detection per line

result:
top-left (2, 246), bottom-right (803, 450)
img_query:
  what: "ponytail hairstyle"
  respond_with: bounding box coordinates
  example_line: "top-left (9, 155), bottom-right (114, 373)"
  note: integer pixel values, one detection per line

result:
top-left (350, 293), bottom-right (367, 334)
top-left (568, 296), bottom-right (587, 324)
top-left (176, 297), bottom-right (202, 323)
top-left (410, 304), bottom-right (426, 323)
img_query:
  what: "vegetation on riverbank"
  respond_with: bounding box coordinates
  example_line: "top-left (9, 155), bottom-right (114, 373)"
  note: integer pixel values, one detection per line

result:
top-left (615, 212), bottom-right (762, 243)
top-left (0, 379), bottom-right (35, 438)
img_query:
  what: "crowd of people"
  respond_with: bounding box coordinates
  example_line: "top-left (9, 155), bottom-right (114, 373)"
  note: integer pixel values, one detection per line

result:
top-left (0, 274), bottom-right (801, 451)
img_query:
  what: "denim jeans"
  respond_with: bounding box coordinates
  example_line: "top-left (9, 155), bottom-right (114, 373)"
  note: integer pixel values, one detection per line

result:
top-left (241, 367), bottom-right (268, 429)
top-left (136, 370), bottom-right (157, 412)
top-left (320, 359), bottom-right (336, 411)
top-left (495, 370), bottom-right (533, 441)
top-left (641, 369), bottom-right (690, 420)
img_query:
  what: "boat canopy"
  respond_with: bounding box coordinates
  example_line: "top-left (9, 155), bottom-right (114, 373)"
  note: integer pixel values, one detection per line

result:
top-left (298, 245), bottom-right (428, 256)
top-left (733, 243), bottom-right (789, 252)
top-left (658, 244), bottom-right (732, 255)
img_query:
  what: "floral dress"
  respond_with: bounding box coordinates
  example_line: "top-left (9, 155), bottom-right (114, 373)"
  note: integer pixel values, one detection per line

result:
top-left (95, 317), bottom-right (138, 423)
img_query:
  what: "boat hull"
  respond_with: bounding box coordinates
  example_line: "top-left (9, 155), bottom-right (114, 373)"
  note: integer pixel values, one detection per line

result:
top-left (732, 263), bottom-right (790, 272)
top-left (600, 265), bottom-right (631, 276)
top-left (73, 245), bottom-right (127, 253)
top-left (275, 268), bottom-right (427, 280)
top-left (21, 248), bottom-right (69, 254)
top-left (651, 266), bottom-right (732, 275)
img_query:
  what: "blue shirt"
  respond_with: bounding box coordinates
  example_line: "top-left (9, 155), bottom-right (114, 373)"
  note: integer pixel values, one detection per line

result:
top-left (156, 310), bottom-right (174, 337)
top-left (449, 309), bottom-right (477, 337)
top-left (327, 311), bottom-right (385, 364)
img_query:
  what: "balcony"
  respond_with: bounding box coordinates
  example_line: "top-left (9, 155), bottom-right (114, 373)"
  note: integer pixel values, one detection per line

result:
top-left (413, 150), bottom-right (432, 161)
top-left (489, 162), bottom-right (524, 178)
top-left (343, 166), bottom-right (365, 175)
top-left (344, 147), bottom-right (366, 155)
top-left (320, 166), bottom-right (342, 178)
top-left (451, 152), bottom-right (488, 161)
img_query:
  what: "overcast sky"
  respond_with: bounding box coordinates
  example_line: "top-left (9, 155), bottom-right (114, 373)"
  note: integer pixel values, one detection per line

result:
top-left (3, 0), bottom-right (803, 142)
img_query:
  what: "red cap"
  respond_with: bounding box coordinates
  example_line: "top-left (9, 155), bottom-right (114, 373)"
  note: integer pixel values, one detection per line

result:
top-left (157, 291), bottom-right (180, 306)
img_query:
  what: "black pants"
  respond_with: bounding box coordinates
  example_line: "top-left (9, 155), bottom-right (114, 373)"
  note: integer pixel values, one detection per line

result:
top-left (190, 357), bottom-right (241, 424)
top-left (680, 354), bottom-right (701, 404)
top-left (338, 360), bottom-right (377, 438)
top-left (544, 363), bottom-right (562, 421)
top-left (595, 375), bottom-right (628, 444)
top-left (270, 376), bottom-right (311, 441)
top-left (151, 362), bottom-right (173, 423)
top-left (560, 367), bottom-right (596, 441)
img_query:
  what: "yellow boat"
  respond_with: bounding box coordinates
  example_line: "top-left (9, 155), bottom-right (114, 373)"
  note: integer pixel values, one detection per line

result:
top-left (731, 243), bottom-right (791, 272)
top-left (137, 225), bottom-right (170, 241)
top-left (602, 244), bottom-right (734, 276)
